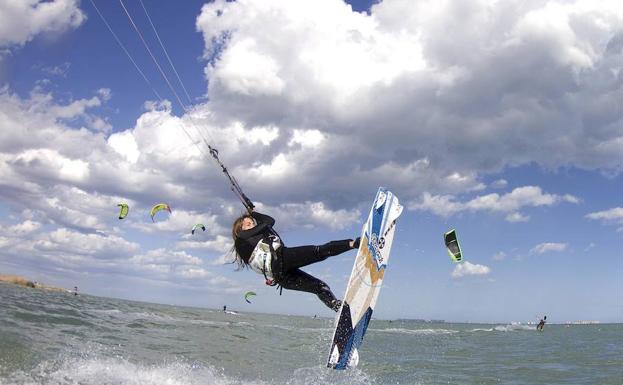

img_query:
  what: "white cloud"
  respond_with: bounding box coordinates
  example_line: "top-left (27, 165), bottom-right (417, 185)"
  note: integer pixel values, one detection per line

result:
top-left (136, 209), bottom-right (225, 236)
top-left (40, 62), bottom-right (71, 77)
top-left (49, 96), bottom-right (101, 119)
top-left (492, 251), bottom-right (506, 261)
top-left (586, 207), bottom-right (623, 223)
top-left (288, 129), bottom-right (325, 148)
top-left (491, 179), bottom-right (508, 189)
top-left (193, 0), bottom-right (623, 198)
top-left (212, 38), bottom-right (285, 96)
top-left (1, 220), bottom-right (42, 235)
top-left (209, 251), bottom-right (236, 266)
top-left (505, 212), bottom-right (529, 223)
top-left (530, 242), bottom-right (568, 254)
top-left (409, 186), bottom-right (578, 221)
top-left (255, 201), bottom-right (361, 231)
top-left (0, 0), bottom-right (85, 48)
top-left (177, 266), bottom-right (211, 279)
top-left (108, 130), bottom-right (140, 163)
top-left (197, 0), bottom-right (424, 104)
top-left (177, 234), bottom-right (231, 253)
top-left (0, 227), bottom-right (142, 269)
top-left (452, 261), bottom-right (491, 278)
top-left (14, 148), bottom-right (90, 183)
top-left (6, 0), bottom-right (623, 308)
top-left (130, 248), bottom-right (202, 266)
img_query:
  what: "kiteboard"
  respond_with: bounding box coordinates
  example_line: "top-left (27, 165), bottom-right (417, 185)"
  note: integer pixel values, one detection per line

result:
top-left (327, 187), bottom-right (403, 370)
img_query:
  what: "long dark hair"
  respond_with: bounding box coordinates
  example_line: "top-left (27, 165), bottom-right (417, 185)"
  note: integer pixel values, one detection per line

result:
top-left (230, 213), bottom-right (253, 270)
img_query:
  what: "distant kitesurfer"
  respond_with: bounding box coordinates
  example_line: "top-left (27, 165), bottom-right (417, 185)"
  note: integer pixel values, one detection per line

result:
top-left (223, 305), bottom-right (227, 312)
top-left (232, 211), bottom-right (359, 312)
top-left (73, 286), bottom-right (78, 296)
top-left (537, 316), bottom-right (547, 331)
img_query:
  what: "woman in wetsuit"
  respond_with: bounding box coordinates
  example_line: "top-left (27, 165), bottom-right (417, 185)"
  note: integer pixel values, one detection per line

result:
top-left (232, 211), bottom-right (359, 312)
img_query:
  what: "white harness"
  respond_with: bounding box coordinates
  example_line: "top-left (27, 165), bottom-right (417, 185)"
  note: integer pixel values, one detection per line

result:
top-left (248, 235), bottom-right (281, 279)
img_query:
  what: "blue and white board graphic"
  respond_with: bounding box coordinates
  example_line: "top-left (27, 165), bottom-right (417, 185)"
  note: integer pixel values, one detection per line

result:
top-left (327, 187), bottom-right (403, 369)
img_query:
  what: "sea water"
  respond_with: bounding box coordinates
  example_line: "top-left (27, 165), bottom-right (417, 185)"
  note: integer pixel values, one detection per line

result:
top-left (0, 283), bottom-right (621, 385)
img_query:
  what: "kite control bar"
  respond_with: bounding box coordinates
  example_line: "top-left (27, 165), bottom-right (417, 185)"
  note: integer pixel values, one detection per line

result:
top-left (206, 142), bottom-right (255, 213)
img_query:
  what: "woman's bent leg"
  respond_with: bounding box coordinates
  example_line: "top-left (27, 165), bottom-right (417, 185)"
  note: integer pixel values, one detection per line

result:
top-left (281, 240), bottom-right (352, 271)
top-left (278, 269), bottom-right (341, 311)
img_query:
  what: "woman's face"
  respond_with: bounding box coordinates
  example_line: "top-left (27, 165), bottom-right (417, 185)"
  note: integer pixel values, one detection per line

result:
top-left (241, 217), bottom-right (256, 231)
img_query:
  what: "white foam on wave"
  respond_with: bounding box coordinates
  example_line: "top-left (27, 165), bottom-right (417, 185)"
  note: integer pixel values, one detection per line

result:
top-left (188, 319), bottom-right (233, 327)
top-left (259, 324), bottom-right (332, 333)
top-left (3, 357), bottom-right (260, 385)
top-left (90, 309), bottom-right (122, 315)
top-left (493, 323), bottom-right (535, 332)
top-left (2, 357), bottom-right (378, 385)
top-left (287, 366), bottom-right (375, 385)
top-left (372, 328), bottom-right (458, 335)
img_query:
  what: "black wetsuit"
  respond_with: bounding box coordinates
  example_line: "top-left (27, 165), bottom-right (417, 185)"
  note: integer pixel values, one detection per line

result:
top-left (235, 212), bottom-right (352, 311)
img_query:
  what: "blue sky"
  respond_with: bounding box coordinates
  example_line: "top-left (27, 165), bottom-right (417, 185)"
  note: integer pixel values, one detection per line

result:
top-left (1, 0), bottom-right (622, 323)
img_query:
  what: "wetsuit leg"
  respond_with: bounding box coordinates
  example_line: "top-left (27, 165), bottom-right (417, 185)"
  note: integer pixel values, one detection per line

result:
top-left (278, 269), bottom-right (340, 311)
top-left (280, 240), bottom-right (352, 271)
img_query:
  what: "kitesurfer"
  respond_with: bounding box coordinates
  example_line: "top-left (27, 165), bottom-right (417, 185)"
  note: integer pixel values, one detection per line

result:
top-left (232, 211), bottom-right (359, 312)
top-left (537, 316), bottom-right (547, 331)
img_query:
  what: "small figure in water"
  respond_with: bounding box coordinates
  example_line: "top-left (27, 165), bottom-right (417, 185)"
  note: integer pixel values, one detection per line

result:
top-left (537, 315), bottom-right (547, 331)
top-left (232, 211), bottom-right (359, 312)
top-left (223, 305), bottom-right (227, 313)
top-left (73, 286), bottom-right (78, 296)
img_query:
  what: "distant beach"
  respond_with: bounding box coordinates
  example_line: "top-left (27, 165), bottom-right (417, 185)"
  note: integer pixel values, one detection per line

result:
top-left (0, 273), bottom-right (68, 292)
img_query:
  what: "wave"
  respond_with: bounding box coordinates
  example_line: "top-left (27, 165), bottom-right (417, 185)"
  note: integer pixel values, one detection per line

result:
top-left (464, 323), bottom-right (536, 332)
top-left (494, 323), bottom-right (536, 332)
top-left (371, 328), bottom-right (458, 335)
top-left (3, 357), bottom-right (242, 385)
top-left (2, 356), bottom-right (375, 385)
top-left (258, 324), bottom-right (332, 333)
top-left (90, 309), bottom-right (122, 315)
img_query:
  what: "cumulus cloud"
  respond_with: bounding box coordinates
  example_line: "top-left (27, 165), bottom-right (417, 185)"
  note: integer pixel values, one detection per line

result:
top-left (505, 212), bottom-right (529, 223)
top-left (0, 226), bottom-right (139, 270)
top-left (0, 0), bottom-right (85, 48)
top-left (409, 186), bottom-right (578, 221)
top-left (137, 209), bottom-right (225, 235)
top-left (254, 201), bottom-right (361, 231)
top-left (586, 207), bottom-right (623, 223)
top-left (6, 0), bottom-right (623, 302)
top-left (491, 179), bottom-right (508, 189)
top-left (177, 234), bottom-right (231, 253)
top-left (0, 220), bottom-right (42, 236)
top-left (451, 261), bottom-right (491, 278)
top-left (193, 0), bottom-right (623, 200)
top-left (530, 242), bottom-right (568, 254)
top-left (0, 88), bottom-right (230, 285)
top-left (129, 248), bottom-right (203, 266)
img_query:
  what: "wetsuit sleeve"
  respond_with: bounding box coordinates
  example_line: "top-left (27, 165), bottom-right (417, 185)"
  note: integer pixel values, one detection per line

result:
top-left (237, 212), bottom-right (275, 240)
top-left (251, 211), bottom-right (275, 227)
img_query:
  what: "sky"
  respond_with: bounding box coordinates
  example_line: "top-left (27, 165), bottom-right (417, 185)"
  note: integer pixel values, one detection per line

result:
top-left (1, 0), bottom-right (623, 323)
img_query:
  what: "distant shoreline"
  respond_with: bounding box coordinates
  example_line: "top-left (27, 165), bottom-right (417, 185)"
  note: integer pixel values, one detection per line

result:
top-left (0, 277), bottom-right (615, 323)
top-left (0, 274), bottom-right (68, 292)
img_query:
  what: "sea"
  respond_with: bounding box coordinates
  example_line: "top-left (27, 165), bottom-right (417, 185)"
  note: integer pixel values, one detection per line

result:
top-left (0, 283), bottom-right (621, 385)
